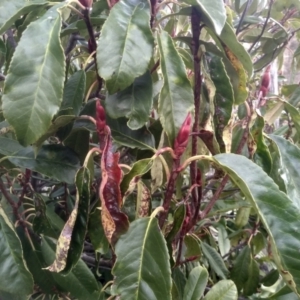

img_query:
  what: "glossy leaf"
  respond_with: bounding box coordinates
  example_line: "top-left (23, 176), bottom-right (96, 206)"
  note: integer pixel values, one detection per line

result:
top-left (201, 242), bottom-right (229, 279)
top-left (6, 144), bottom-right (80, 184)
top-left (182, 0), bottom-right (226, 35)
top-left (0, 206), bottom-right (33, 296)
top-left (2, 4), bottom-right (66, 146)
top-left (203, 280), bottom-right (238, 300)
top-left (112, 216), bottom-right (172, 299)
top-left (97, 0), bottom-right (154, 93)
top-left (183, 266), bottom-right (208, 300)
top-left (106, 71), bottom-right (153, 130)
top-left (0, 0), bottom-right (47, 35)
top-left (268, 135), bottom-right (300, 209)
top-left (157, 31), bottom-right (194, 144)
top-left (211, 153), bottom-right (300, 295)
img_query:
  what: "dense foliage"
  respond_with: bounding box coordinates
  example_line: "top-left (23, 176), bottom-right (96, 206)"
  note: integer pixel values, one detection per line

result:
top-left (1, 0), bottom-right (300, 299)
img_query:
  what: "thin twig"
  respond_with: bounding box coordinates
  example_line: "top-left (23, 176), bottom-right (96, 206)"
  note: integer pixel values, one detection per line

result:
top-left (0, 177), bottom-right (19, 219)
top-left (249, 0), bottom-right (274, 52)
top-left (236, 0), bottom-right (253, 35)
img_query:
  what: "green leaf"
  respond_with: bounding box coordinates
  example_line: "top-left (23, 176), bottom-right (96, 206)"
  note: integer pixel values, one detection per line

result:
top-left (209, 54), bottom-right (233, 152)
top-left (183, 266), bottom-right (208, 300)
top-left (106, 71), bottom-right (153, 130)
top-left (107, 117), bottom-right (155, 150)
top-left (251, 115), bottom-right (272, 174)
top-left (121, 158), bottom-right (153, 195)
top-left (243, 257), bottom-right (259, 296)
top-left (268, 135), bottom-right (300, 209)
top-left (181, 0), bottom-right (226, 35)
top-left (184, 234), bottom-right (201, 258)
top-left (2, 4), bottom-right (66, 146)
top-left (211, 153), bottom-right (300, 295)
top-left (0, 0), bottom-right (47, 35)
top-left (0, 206), bottom-right (33, 296)
top-left (157, 31), bottom-right (194, 144)
top-left (61, 70), bottom-right (86, 116)
top-left (284, 102), bottom-right (300, 140)
top-left (97, 0), bottom-right (154, 93)
top-left (201, 242), bottom-right (229, 279)
top-left (203, 280), bottom-right (238, 300)
top-left (88, 208), bottom-right (109, 254)
top-left (230, 245), bottom-right (251, 291)
top-left (217, 224), bottom-right (230, 257)
top-left (6, 144), bottom-right (80, 184)
top-left (41, 237), bottom-right (101, 300)
top-left (112, 216), bottom-right (172, 299)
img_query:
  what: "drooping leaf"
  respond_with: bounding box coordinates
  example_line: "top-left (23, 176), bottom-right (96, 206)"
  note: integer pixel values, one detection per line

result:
top-left (5, 144), bottom-right (80, 184)
top-left (112, 216), bottom-right (172, 299)
top-left (157, 31), bottom-right (194, 144)
top-left (210, 153), bottom-right (300, 295)
top-left (97, 0), bottom-right (154, 93)
top-left (243, 257), bottom-right (260, 296)
top-left (217, 224), bottom-right (230, 257)
top-left (203, 280), bottom-right (238, 300)
top-left (184, 234), bottom-right (201, 258)
top-left (46, 167), bottom-right (90, 273)
top-left (183, 266), bottom-right (208, 300)
top-left (98, 113), bottom-right (129, 245)
top-left (181, 0), bottom-right (226, 35)
top-left (0, 0), bottom-right (47, 35)
top-left (41, 237), bottom-right (101, 300)
top-left (0, 206), bottom-right (33, 297)
top-left (201, 242), bottom-right (229, 279)
top-left (121, 158), bottom-right (153, 195)
top-left (268, 135), bottom-right (300, 209)
top-left (251, 115), bottom-right (272, 174)
top-left (106, 71), bottom-right (153, 130)
top-left (2, 3), bottom-right (66, 146)
top-left (209, 54), bottom-right (233, 152)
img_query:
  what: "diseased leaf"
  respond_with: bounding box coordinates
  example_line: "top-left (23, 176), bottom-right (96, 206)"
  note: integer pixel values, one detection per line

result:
top-left (2, 3), bottom-right (66, 146)
top-left (96, 102), bottom-right (129, 245)
top-left (157, 31), bottom-right (194, 144)
top-left (97, 0), bottom-right (154, 93)
top-left (136, 181), bottom-right (151, 218)
top-left (106, 71), bottom-right (153, 130)
top-left (112, 217), bottom-right (172, 299)
top-left (0, 206), bottom-right (33, 297)
top-left (46, 167), bottom-right (90, 273)
top-left (183, 266), bottom-right (208, 300)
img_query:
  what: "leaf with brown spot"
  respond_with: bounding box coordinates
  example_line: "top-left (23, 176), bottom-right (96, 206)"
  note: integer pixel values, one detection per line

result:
top-left (136, 181), bottom-right (151, 218)
top-left (96, 101), bottom-right (129, 245)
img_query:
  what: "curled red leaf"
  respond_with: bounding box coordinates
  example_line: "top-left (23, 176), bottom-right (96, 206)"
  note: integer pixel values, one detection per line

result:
top-left (174, 112), bottom-right (192, 157)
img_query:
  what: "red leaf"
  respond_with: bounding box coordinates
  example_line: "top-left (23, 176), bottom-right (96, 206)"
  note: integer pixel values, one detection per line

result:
top-left (97, 101), bottom-right (129, 245)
